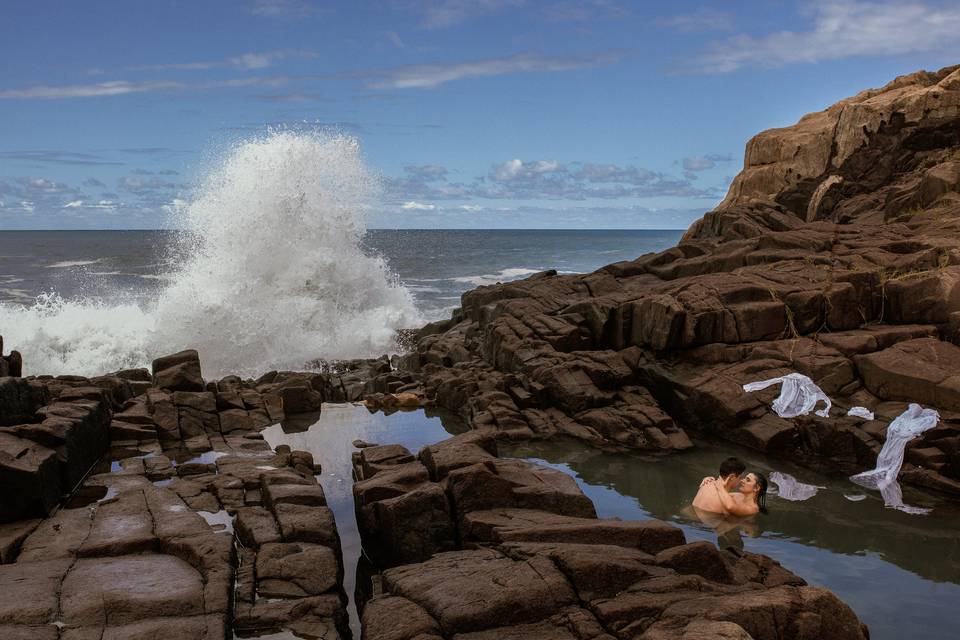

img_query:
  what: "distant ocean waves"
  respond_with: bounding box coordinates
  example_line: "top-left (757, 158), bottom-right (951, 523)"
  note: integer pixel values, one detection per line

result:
top-left (0, 165), bottom-right (682, 376)
top-left (0, 131), bottom-right (421, 377)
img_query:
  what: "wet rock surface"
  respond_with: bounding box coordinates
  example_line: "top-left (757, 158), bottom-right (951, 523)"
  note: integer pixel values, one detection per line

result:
top-left (0, 351), bottom-right (396, 639)
top-left (400, 65), bottom-right (960, 498)
top-left (354, 434), bottom-right (869, 639)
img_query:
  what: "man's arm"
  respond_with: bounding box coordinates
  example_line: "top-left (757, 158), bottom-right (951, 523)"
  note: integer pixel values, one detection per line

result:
top-left (713, 483), bottom-right (756, 517)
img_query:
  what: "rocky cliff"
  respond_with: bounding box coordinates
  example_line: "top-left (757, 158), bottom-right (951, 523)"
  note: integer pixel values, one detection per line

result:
top-left (407, 64), bottom-right (960, 498)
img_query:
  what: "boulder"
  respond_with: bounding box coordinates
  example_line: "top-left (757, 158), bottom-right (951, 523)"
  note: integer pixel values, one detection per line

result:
top-left (855, 338), bottom-right (960, 410)
top-left (255, 542), bottom-right (340, 597)
top-left (445, 459), bottom-right (597, 520)
top-left (0, 433), bottom-right (60, 521)
top-left (0, 377), bottom-right (48, 426)
top-left (382, 549), bottom-right (578, 634)
top-left (152, 350), bottom-right (204, 392)
top-left (461, 508), bottom-right (684, 555)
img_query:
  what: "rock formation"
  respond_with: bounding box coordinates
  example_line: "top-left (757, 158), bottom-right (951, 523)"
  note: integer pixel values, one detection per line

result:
top-left (353, 434), bottom-right (869, 639)
top-left (405, 64), bottom-right (960, 498)
top-left (0, 350), bottom-right (410, 638)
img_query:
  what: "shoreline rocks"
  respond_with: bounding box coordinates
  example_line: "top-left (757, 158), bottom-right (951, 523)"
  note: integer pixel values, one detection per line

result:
top-left (0, 349), bottom-right (355, 639)
top-left (353, 434), bottom-right (869, 639)
top-left (400, 64), bottom-right (960, 500)
top-left (4, 63), bottom-right (957, 637)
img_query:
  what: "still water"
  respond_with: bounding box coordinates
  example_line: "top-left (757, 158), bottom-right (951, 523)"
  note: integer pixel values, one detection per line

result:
top-left (264, 404), bottom-right (960, 640)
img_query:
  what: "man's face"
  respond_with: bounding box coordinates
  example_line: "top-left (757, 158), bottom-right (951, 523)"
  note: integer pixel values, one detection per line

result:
top-left (722, 473), bottom-right (741, 490)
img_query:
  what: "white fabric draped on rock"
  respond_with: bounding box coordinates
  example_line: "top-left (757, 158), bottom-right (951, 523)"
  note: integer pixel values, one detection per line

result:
top-left (847, 406), bottom-right (875, 420)
top-left (742, 373), bottom-right (832, 418)
top-left (850, 403), bottom-right (940, 515)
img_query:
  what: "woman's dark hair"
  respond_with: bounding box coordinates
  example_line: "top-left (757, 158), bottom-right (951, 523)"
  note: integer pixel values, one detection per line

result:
top-left (719, 457), bottom-right (746, 478)
top-left (754, 473), bottom-right (769, 514)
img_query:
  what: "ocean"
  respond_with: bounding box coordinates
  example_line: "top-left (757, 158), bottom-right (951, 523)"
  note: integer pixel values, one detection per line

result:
top-left (0, 228), bottom-right (682, 377)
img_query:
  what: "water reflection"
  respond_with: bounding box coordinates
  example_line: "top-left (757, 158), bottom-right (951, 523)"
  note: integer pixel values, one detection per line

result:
top-left (768, 471), bottom-right (822, 502)
top-left (257, 404), bottom-right (960, 640)
top-left (501, 436), bottom-right (960, 640)
top-left (260, 403), bottom-right (464, 639)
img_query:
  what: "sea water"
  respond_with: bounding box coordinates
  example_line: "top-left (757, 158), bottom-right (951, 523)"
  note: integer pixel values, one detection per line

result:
top-left (0, 131), bottom-right (680, 377)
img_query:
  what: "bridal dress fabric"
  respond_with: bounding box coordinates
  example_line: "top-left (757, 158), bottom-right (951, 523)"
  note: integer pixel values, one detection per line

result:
top-left (742, 373), bottom-right (832, 418)
top-left (742, 372), bottom-right (938, 515)
top-left (847, 406), bottom-right (875, 420)
top-left (850, 403), bottom-right (940, 514)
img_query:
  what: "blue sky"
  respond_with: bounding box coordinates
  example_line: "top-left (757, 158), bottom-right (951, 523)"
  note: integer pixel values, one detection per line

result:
top-left (1, 0), bottom-right (958, 229)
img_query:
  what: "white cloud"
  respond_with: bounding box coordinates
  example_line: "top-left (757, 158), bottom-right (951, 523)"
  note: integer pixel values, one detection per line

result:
top-left (374, 203), bottom-right (704, 230)
top-left (127, 50), bottom-right (311, 73)
top-left (658, 8), bottom-right (733, 33)
top-left (6, 201), bottom-right (36, 214)
top-left (491, 158), bottom-right (564, 181)
top-left (118, 176), bottom-right (181, 192)
top-left (389, 158), bottom-right (719, 201)
top-left (0, 76), bottom-right (294, 100)
top-left (681, 154), bottom-right (732, 172)
top-left (367, 50), bottom-right (624, 89)
top-left (401, 200), bottom-right (437, 210)
top-left (162, 198), bottom-right (189, 215)
top-left (417, 0), bottom-right (525, 28)
top-left (17, 177), bottom-right (67, 192)
top-left (0, 150), bottom-right (121, 166)
top-left (693, 0), bottom-right (960, 73)
top-left (63, 200), bottom-right (117, 210)
top-left (251, 0), bottom-right (318, 18)
top-left (0, 80), bottom-right (185, 99)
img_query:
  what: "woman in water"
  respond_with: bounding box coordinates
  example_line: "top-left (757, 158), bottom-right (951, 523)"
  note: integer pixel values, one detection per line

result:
top-left (704, 472), bottom-right (769, 516)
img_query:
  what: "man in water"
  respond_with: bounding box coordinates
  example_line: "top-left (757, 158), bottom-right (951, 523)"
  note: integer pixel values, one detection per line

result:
top-left (692, 457), bottom-right (745, 513)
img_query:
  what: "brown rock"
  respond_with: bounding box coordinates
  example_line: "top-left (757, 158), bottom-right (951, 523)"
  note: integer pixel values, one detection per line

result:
top-left (418, 432), bottom-right (498, 481)
top-left (256, 542), bottom-right (340, 597)
top-left (360, 482), bottom-right (455, 567)
top-left (60, 555), bottom-right (205, 626)
top-left (856, 338), bottom-right (960, 410)
top-left (0, 558), bottom-right (71, 624)
top-left (462, 508), bottom-right (684, 555)
top-left (446, 459), bottom-right (597, 520)
top-left (361, 595), bottom-right (443, 640)
top-left (152, 349), bottom-right (204, 392)
top-left (0, 433), bottom-right (61, 521)
top-left (172, 391), bottom-right (217, 412)
top-left (234, 506), bottom-right (281, 548)
top-left (274, 503), bottom-right (340, 548)
top-left (383, 549), bottom-right (578, 634)
top-left (263, 482), bottom-right (326, 510)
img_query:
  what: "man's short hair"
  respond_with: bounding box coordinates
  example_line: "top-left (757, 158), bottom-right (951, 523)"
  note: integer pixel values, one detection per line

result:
top-left (719, 457), bottom-right (746, 478)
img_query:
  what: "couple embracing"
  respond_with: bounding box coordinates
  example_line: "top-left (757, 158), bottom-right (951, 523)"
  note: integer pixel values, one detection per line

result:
top-left (693, 457), bottom-right (769, 517)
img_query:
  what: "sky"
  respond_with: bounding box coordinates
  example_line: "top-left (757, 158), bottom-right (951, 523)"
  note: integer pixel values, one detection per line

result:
top-left (1, 0), bottom-right (958, 230)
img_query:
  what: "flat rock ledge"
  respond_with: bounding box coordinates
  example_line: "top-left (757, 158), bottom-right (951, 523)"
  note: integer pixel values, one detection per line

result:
top-left (396, 65), bottom-right (960, 500)
top-left (352, 433), bottom-right (869, 639)
top-left (0, 349), bottom-right (378, 639)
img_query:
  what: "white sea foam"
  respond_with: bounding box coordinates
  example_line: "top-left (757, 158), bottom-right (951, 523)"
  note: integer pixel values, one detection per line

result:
top-left (46, 259), bottom-right (104, 268)
top-left (451, 267), bottom-right (541, 287)
top-left (0, 131), bottom-right (422, 377)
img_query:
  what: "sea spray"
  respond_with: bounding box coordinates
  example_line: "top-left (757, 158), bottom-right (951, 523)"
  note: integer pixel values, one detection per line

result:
top-left (0, 131), bottom-right (422, 377)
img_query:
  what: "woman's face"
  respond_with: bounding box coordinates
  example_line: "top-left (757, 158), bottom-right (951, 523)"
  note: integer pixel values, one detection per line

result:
top-left (739, 473), bottom-right (758, 495)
